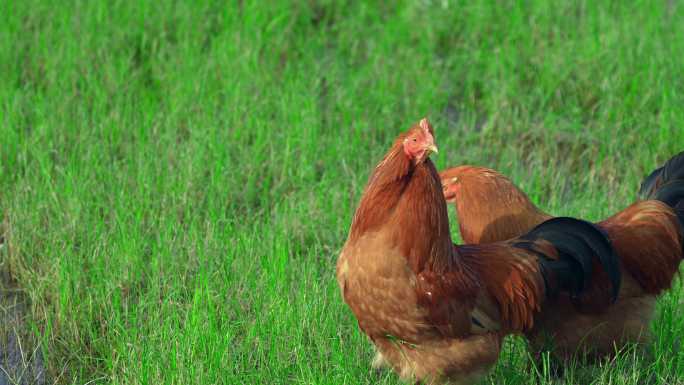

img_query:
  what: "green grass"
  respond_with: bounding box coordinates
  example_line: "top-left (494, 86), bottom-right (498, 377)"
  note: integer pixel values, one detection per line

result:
top-left (1, 0), bottom-right (683, 384)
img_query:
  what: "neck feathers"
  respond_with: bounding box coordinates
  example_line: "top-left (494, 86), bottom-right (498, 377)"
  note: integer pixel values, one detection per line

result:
top-left (349, 143), bottom-right (412, 240)
top-left (349, 143), bottom-right (455, 272)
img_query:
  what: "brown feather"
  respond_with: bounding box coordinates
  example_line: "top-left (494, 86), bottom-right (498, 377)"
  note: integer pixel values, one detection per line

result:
top-left (459, 243), bottom-right (546, 333)
top-left (600, 200), bottom-right (683, 294)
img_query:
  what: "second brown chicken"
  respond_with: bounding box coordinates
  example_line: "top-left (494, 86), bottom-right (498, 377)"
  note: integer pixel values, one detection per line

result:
top-left (440, 153), bottom-right (684, 366)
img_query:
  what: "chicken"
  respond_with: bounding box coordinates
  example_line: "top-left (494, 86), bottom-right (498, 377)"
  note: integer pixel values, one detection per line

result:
top-left (336, 118), bottom-right (621, 384)
top-left (439, 154), bottom-right (684, 364)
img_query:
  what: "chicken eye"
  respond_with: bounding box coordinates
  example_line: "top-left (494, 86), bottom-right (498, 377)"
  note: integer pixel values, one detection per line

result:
top-left (412, 138), bottom-right (417, 142)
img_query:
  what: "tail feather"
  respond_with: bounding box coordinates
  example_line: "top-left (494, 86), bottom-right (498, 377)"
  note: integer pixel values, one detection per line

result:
top-left (659, 152), bottom-right (684, 182)
top-left (640, 151), bottom-right (684, 249)
top-left (639, 167), bottom-right (663, 199)
top-left (515, 217), bottom-right (621, 303)
top-left (639, 151), bottom-right (684, 199)
top-left (652, 180), bottom-right (684, 228)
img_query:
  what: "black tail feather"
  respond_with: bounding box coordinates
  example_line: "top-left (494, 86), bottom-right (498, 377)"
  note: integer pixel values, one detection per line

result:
top-left (640, 152), bottom-right (684, 238)
top-left (652, 180), bottom-right (684, 236)
top-left (660, 152), bottom-right (684, 183)
top-left (516, 217), bottom-right (621, 303)
top-left (639, 151), bottom-right (684, 199)
top-left (638, 167), bottom-right (662, 199)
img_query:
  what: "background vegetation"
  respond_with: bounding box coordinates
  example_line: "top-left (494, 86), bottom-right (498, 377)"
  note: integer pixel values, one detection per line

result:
top-left (1, 1), bottom-right (683, 383)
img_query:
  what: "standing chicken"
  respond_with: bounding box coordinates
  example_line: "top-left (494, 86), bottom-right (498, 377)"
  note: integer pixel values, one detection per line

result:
top-left (337, 118), bottom-right (621, 384)
top-left (440, 154), bottom-right (684, 364)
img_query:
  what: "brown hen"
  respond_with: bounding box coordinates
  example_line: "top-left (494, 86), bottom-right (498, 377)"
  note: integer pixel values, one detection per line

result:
top-left (337, 119), bottom-right (621, 384)
top-left (440, 155), bottom-right (684, 364)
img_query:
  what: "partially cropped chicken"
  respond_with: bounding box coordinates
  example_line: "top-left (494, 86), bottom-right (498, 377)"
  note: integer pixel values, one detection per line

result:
top-left (440, 154), bottom-right (684, 363)
top-left (337, 118), bottom-right (621, 384)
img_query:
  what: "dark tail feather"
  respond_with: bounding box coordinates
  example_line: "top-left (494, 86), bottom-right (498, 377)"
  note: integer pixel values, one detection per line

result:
top-left (515, 217), bottom-right (621, 303)
top-left (639, 151), bottom-right (684, 199)
top-left (652, 181), bottom-right (684, 245)
top-left (639, 167), bottom-right (662, 199)
top-left (641, 152), bottom-right (684, 245)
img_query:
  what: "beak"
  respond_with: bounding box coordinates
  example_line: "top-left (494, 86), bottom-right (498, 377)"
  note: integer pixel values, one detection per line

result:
top-left (427, 144), bottom-right (438, 155)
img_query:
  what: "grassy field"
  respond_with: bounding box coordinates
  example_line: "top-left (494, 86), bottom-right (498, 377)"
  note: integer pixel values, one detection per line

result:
top-left (1, 1), bottom-right (684, 384)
